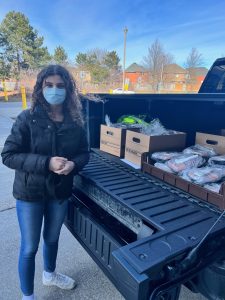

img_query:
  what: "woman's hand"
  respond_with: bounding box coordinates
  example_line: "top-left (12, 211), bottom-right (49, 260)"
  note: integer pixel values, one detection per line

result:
top-left (54, 161), bottom-right (75, 175)
top-left (49, 156), bottom-right (68, 172)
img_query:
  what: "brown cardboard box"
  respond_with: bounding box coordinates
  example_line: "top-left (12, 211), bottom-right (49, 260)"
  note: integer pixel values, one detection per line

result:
top-left (100, 125), bottom-right (139, 157)
top-left (125, 130), bottom-right (186, 166)
top-left (100, 125), bottom-right (126, 157)
top-left (196, 132), bottom-right (225, 155)
top-left (141, 132), bottom-right (225, 210)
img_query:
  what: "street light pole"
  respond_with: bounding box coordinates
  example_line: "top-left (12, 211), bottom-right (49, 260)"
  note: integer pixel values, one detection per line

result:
top-left (123, 27), bottom-right (128, 92)
top-left (158, 55), bottom-right (165, 92)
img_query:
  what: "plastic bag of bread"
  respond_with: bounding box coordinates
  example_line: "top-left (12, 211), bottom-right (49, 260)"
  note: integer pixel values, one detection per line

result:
top-left (154, 162), bottom-right (174, 173)
top-left (208, 155), bottom-right (225, 167)
top-left (183, 144), bottom-right (216, 158)
top-left (166, 154), bottom-right (205, 173)
top-left (151, 151), bottom-right (181, 162)
top-left (182, 167), bottom-right (225, 185)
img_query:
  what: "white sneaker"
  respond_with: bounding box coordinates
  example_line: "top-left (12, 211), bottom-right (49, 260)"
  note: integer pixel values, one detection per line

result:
top-left (22, 295), bottom-right (37, 300)
top-left (42, 271), bottom-right (76, 290)
top-left (22, 296), bottom-right (37, 300)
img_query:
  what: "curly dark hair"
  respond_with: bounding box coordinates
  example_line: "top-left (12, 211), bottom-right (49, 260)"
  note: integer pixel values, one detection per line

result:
top-left (31, 65), bottom-right (84, 126)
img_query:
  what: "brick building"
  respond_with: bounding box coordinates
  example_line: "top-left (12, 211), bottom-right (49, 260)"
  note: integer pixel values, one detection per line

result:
top-left (125, 63), bottom-right (149, 89)
top-left (124, 62), bottom-right (208, 93)
top-left (162, 63), bottom-right (188, 92)
top-left (186, 67), bottom-right (208, 92)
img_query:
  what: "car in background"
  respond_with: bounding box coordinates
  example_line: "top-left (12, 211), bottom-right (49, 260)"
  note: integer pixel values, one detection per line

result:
top-left (112, 88), bottom-right (135, 94)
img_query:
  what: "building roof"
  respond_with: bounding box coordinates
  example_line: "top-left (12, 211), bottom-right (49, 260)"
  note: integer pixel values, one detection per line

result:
top-left (125, 63), bottom-right (148, 73)
top-left (163, 64), bottom-right (187, 74)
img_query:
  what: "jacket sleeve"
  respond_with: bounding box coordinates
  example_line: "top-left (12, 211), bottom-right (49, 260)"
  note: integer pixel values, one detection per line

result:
top-left (1, 110), bottom-right (50, 175)
top-left (71, 126), bottom-right (90, 173)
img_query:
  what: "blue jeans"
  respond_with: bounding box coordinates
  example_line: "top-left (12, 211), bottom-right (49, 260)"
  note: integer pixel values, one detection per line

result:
top-left (16, 199), bottom-right (68, 296)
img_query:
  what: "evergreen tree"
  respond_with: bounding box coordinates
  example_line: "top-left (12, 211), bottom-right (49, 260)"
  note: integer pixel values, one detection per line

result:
top-left (75, 49), bottom-right (120, 83)
top-left (0, 31), bottom-right (14, 79)
top-left (0, 11), bottom-right (51, 77)
top-left (103, 51), bottom-right (120, 70)
top-left (53, 46), bottom-right (68, 64)
top-left (76, 53), bottom-right (88, 66)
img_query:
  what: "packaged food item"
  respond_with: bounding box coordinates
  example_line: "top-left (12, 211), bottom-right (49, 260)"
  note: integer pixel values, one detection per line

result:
top-left (183, 167), bottom-right (225, 185)
top-left (204, 183), bottom-right (222, 193)
top-left (140, 118), bottom-right (180, 136)
top-left (105, 114), bottom-right (112, 127)
top-left (141, 119), bottom-right (168, 136)
top-left (179, 169), bottom-right (193, 182)
top-left (105, 114), bottom-right (142, 129)
top-left (154, 162), bottom-right (174, 173)
top-left (151, 151), bottom-right (181, 162)
top-left (117, 115), bottom-right (148, 126)
top-left (208, 155), bottom-right (225, 166)
top-left (183, 144), bottom-right (216, 158)
top-left (108, 116), bottom-right (179, 137)
top-left (166, 154), bottom-right (205, 173)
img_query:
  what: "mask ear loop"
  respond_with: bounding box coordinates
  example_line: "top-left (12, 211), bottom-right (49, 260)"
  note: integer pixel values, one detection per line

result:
top-left (42, 78), bottom-right (47, 90)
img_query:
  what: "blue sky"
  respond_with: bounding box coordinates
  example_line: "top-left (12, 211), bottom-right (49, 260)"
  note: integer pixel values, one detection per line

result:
top-left (0, 0), bottom-right (225, 69)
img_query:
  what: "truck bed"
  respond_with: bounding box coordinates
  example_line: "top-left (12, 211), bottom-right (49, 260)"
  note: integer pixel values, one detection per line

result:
top-left (65, 58), bottom-right (225, 299)
top-left (65, 149), bottom-right (225, 300)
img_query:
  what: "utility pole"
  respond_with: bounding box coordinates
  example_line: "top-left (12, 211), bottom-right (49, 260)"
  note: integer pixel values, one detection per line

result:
top-left (122, 27), bottom-right (128, 91)
top-left (158, 55), bottom-right (165, 92)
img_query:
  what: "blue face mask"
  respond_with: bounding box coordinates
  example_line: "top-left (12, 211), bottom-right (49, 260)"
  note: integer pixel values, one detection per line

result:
top-left (43, 87), bottom-right (66, 105)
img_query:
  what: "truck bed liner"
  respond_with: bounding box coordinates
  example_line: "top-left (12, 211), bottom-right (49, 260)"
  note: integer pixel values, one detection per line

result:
top-left (76, 149), bottom-right (221, 235)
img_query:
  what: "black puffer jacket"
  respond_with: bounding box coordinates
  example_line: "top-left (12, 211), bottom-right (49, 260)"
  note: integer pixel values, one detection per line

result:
top-left (1, 105), bottom-right (89, 202)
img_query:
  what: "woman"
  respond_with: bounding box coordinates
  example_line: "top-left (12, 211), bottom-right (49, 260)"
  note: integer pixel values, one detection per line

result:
top-left (1, 65), bottom-right (89, 300)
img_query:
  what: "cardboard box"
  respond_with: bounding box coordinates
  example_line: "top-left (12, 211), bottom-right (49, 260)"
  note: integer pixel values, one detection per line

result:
top-left (100, 125), bottom-right (139, 157)
top-left (125, 130), bottom-right (186, 167)
top-left (100, 125), bottom-right (126, 157)
top-left (141, 132), bottom-right (225, 210)
top-left (196, 132), bottom-right (225, 155)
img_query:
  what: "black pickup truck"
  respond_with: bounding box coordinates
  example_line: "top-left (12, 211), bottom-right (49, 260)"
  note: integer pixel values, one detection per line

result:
top-left (64, 57), bottom-right (225, 300)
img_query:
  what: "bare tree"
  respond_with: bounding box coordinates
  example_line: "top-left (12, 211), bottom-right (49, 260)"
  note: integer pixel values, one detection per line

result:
top-left (185, 48), bottom-right (204, 91)
top-left (185, 47), bottom-right (203, 69)
top-left (143, 39), bottom-right (174, 92)
top-left (87, 48), bottom-right (107, 65)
